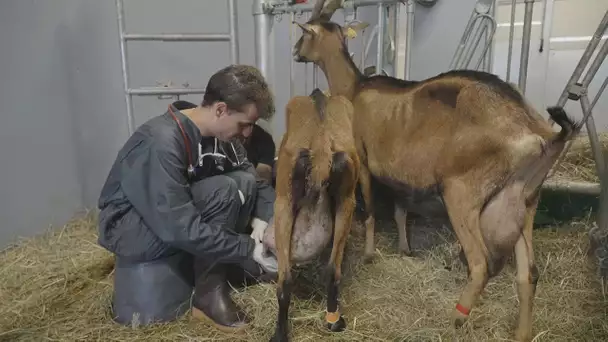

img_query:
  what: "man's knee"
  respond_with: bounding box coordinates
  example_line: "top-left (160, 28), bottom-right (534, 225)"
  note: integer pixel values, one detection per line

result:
top-left (224, 170), bottom-right (257, 202)
top-left (191, 174), bottom-right (240, 210)
top-left (111, 253), bottom-right (194, 326)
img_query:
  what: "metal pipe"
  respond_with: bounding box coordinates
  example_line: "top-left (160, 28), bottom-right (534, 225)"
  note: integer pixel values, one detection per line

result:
top-left (405, 0), bottom-right (414, 79)
top-left (461, 17), bottom-right (486, 68)
top-left (364, 25), bottom-right (378, 66)
top-left (270, 0), bottom-right (404, 14)
top-left (253, 0), bottom-right (273, 83)
top-left (305, 12), bottom-right (309, 94)
top-left (539, 0), bottom-right (548, 52)
top-left (542, 180), bottom-right (600, 196)
top-left (539, 0), bottom-right (554, 107)
top-left (474, 16), bottom-right (497, 70)
top-left (555, 10), bottom-right (608, 108)
top-left (580, 39), bottom-right (608, 89)
top-left (360, 24), bottom-right (369, 70)
top-left (376, 4), bottom-right (386, 76)
top-left (506, 0), bottom-right (516, 82)
top-left (581, 96), bottom-right (606, 179)
top-left (123, 33), bottom-right (231, 41)
top-left (391, 3), bottom-right (399, 77)
top-left (591, 76), bottom-right (608, 110)
top-left (116, 0), bottom-right (135, 136)
top-left (128, 88), bottom-right (207, 96)
top-left (518, 0), bottom-right (535, 93)
top-left (581, 94), bottom-right (608, 230)
top-left (313, 65), bottom-right (319, 89)
top-left (228, 0), bottom-right (239, 64)
top-left (486, 0), bottom-right (496, 72)
top-left (450, 11), bottom-right (475, 69)
top-left (290, 12), bottom-right (296, 97)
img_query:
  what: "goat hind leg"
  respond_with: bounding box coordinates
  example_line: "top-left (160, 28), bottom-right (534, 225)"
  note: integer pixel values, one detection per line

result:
top-left (325, 192), bottom-right (356, 332)
top-left (514, 196), bottom-right (540, 342)
top-left (358, 164), bottom-right (375, 263)
top-left (442, 182), bottom-right (489, 328)
top-left (394, 203), bottom-right (412, 256)
top-left (270, 196), bottom-right (295, 342)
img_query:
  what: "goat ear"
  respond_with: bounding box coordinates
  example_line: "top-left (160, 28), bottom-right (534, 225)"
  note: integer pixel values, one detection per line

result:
top-left (342, 21), bottom-right (369, 39)
top-left (295, 22), bottom-right (316, 35)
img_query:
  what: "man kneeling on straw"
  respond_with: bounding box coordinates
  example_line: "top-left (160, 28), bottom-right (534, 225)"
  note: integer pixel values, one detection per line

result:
top-left (97, 65), bottom-right (279, 332)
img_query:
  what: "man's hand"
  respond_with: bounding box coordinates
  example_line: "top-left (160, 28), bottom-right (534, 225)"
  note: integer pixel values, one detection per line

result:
top-left (252, 240), bottom-right (278, 273)
top-left (250, 217), bottom-right (268, 243)
top-left (255, 164), bottom-right (273, 184)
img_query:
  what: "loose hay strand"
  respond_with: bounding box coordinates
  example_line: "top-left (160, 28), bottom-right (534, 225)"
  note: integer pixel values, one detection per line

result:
top-left (1, 211), bottom-right (607, 342)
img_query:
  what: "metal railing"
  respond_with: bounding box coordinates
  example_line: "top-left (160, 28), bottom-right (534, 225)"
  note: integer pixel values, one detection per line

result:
top-left (116, 0), bottom-right (240, 135)
top-left (254, 0), bottom-right (413, 100)
top-left (450, 0), bottom-right (497, 72)
top-left (546, 10), bottom-right (608, 233)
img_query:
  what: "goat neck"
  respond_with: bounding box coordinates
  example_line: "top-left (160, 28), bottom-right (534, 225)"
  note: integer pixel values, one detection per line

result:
top-left (318, 49), bottom-right (360, 100)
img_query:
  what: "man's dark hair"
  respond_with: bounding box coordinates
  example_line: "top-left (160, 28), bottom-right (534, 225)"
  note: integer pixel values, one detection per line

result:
top-left (202, 64), bottom-right (275, 121)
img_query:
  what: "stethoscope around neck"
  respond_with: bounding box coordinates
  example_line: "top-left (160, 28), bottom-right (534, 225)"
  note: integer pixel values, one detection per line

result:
top-left (197, 138), bottom-right (241, 172)
top-left (167, 104), bottom-right (241, 178)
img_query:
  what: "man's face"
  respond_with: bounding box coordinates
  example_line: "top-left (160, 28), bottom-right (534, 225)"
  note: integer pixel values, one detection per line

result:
top-left (214, 102), bottom-right (258, 141)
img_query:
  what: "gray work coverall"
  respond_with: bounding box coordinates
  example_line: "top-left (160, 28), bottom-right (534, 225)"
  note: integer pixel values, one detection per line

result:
top-left (97, 100), bottom-right (275, 325)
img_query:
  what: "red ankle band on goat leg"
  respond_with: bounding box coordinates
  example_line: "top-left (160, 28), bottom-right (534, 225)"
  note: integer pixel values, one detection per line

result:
top-left (456, 303), bottom-right (470, 316)
top-left (326, 311), bottom-right (340, 324)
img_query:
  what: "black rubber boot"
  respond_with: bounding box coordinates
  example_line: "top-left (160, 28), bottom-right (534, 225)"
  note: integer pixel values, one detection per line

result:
top-left (191, 260), bottom-right (250, 333)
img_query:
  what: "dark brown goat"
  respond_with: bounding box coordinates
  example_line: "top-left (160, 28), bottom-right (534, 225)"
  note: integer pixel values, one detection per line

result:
top-left (289, 1), bottom-right (584, 341)
top-left (262, 88), bottom-right (360, 341)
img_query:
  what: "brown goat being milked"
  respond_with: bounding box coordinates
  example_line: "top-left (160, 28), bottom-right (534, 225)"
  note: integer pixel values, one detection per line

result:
top-left (262, 88), bottom-right (360, 341)
top-left (289, 1), bottom-right (585, 341)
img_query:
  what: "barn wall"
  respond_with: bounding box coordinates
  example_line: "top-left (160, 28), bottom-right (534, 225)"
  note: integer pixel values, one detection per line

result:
top-left (491, 0), bottom-right (608, 130)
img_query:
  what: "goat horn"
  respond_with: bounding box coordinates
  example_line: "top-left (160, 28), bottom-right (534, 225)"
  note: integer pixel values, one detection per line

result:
top-left (310, 0), bottom-right (343, 22)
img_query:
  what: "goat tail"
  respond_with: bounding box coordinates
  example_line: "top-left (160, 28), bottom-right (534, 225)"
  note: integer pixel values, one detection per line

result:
top-left (519, 106), bottom-right (581, 200)
top-left (546, 106), bottom-right (582, 143)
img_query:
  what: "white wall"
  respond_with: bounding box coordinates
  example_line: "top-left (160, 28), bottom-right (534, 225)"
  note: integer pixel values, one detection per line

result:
top-left (491, 0), bottom-right (608, 129)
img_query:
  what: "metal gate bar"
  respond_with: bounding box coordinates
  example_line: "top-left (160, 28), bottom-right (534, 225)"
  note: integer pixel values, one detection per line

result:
top-left (546, 9), bottom-right (608, 232)
top-left (116, 0), bottom-right (240, 135)
top-left (255, 0), bottom-right (407, 100)
top-left (450, 0), bottom-right (497, 72)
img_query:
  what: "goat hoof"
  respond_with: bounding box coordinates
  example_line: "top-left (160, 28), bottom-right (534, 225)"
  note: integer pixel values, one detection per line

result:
top-left (400, 249), bottom-right (414, 257)
top-left (451, 306), bottom-right (469, 329)
top-left (362, 253), bottom-right (374, 264)
top-left (326, 315), bottom-right (346, 332)
top-left (269, 333), bottom-right (288, 342)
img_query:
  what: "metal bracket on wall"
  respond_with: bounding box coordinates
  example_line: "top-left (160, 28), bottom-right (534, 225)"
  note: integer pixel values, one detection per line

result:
top-left (115, 0), bottom-right (240, 135)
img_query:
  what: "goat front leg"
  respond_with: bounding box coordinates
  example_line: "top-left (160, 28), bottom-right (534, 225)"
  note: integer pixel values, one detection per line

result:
top-left (270, 196), bottom-right (295, 342)
top-left (514, 195), bottom-right (540, 342)
top-left (358, 164), bottom-right (375, 263)
top-left (325, 191), bottom-right (356, 332)
top-left (442, 179), bottom-right (489, 328)
top-left (394, 202), bottom-right (412, 256)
